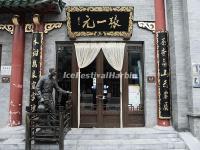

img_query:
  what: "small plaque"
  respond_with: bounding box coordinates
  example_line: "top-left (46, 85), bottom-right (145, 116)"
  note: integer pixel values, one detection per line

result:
top-left (147, 76), bottom-right (155, 83)
top-left (192, 64), bottom-right (200, 88)
top-left (1, 66), bottom-right (11, 75)
top-left (1, 76), bottom-right (10, 83)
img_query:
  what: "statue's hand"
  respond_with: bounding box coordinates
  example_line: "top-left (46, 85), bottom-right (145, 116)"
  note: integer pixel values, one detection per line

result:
top-left (65, 91), bottom-right (72, 94)
top-left (39, 97), bottom-right (45, 104)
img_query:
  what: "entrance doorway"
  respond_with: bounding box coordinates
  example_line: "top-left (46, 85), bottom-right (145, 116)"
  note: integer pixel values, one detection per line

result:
top-left (56, 42), bottom-right (144, 128)
top-left (80, 52), bottom-right (120, 127)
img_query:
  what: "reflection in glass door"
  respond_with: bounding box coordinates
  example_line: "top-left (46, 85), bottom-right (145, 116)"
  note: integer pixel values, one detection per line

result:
top-left (103, 57), bottom-right (120, 112)
top-left (128, 51), bottom-right (143, 111)
top-left (80, 60), bottom-right (96, 111)
top-left (124, 44), bottom-right (145, 127)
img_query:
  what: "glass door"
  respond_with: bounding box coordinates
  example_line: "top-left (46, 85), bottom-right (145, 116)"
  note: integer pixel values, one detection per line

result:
top-left (80, 52), bottom-right (120, 128)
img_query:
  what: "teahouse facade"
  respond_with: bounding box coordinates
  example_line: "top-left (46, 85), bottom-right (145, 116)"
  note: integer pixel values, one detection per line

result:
top-left (0, 0), bottom-right (200, 140)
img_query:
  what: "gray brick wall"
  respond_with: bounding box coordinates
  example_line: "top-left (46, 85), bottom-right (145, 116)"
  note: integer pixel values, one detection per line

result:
top-left (187, 0), bottom-right (200, 114)
top-left (0, 1), bottom-right (156, 127)
top-left (0, 14), bottom-right (13, 127)
top-left (166, 0), bottom-right (189, 130)
top-left (44, 0), bottom-right (156, 127)
top-left (67, 0), bottom-right (155, 21)
top-left (185, 0), bottom-right (200, 140)
top-left (166, 0), bottom-right (200, 140)
top-left (21, 33), bottom-right (32, 125)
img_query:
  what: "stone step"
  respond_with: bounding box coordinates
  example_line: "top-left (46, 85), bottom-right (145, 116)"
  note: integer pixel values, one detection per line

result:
top-left (65, 133), bottom-right (178, 140)
top-left (0, 127), bottom-right (187, 150)
top-left (68, 128), bottom-right (177, 134)
top-left (0, 139), bottom-right (186, 150)
top-left (0, 134), bottom-right (25, 140)
top-left (0, 131), bottom-right (179, 140)
top-left (64, 139), bottom-right (186, 150)
top-left (65, 128), bottom-right (179, 140)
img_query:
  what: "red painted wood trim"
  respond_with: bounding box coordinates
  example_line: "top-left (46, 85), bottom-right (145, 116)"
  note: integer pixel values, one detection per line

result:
top-left (155, 0), bottom-right (170, 126)
top-left (155, 0), bottom-right (166, 31)
top-left (9, 19), bottom-right (25, 126)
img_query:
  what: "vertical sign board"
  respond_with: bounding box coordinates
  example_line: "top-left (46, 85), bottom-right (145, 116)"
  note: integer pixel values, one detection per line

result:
top-left (29, 33), bottom-right (43, 112)
top-left (157, 31), bottom-right (171, 119)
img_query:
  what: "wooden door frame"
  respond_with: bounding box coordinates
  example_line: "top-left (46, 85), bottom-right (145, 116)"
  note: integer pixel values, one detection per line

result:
top-left (96, 51), bottom-right (104, 127)
top-left (71, 44), bottom-right (79, 127)
top-left (122, 45), bottom-right (128, 127)
top-left (123, 43), bottom-right (145, 127)
top-left (56, 41), bottom-right (144, 128)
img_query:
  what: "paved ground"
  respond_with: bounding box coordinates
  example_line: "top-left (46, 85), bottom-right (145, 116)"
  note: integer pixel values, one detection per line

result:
top-left (0, 126), bottom-right (199, 150)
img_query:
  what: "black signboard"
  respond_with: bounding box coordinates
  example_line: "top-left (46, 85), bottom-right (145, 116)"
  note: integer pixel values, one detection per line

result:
top-left (66, 7), bottom-right (133, 39)
top-left (29, 32), bottom-right (43, 112)
top-left (157, 31), bottom-right (171, 119)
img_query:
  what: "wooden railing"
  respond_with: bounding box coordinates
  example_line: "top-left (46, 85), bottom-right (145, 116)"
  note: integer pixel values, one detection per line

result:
top-left (25, 94), bottom-right (72, 150)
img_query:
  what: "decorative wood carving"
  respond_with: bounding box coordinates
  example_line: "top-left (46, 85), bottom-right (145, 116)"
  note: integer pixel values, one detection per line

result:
top-left (0, 23), bottom-right (63, 34)
top-left (25, 24), bottom-right (33, 33)
top-left (138, 22), bottom-right (155, 33)
top-left (44, 23), bottom-right (63, 34)
top-left (0, 24), bottom-right (14, 34)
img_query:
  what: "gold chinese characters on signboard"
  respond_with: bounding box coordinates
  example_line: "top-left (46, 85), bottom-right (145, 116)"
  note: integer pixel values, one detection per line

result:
top-left (29, 32), bottom-right (43, 112)
top-left (66, 7), bottom-right (134, 39)
top-left (157, 31), bottom-right (171, 119)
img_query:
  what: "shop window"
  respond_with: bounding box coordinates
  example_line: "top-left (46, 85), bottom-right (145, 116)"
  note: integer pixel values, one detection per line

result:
top-left (128, 45), bottom-right (143, 111)
top-left (56, 43), bottom-right (73, 106)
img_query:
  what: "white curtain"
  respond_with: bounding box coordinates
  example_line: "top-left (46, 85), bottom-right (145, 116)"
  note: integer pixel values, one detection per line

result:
top-left (75, 43), bottom-right (125, 128)
top-left (102, 43), bottom-right (125, 71)
top-left (74, 43), bottom-right (101, 128)
top-left (102, 43), bottom-right (125, 128)
top-left (75, 43), bottom-right (101, 69)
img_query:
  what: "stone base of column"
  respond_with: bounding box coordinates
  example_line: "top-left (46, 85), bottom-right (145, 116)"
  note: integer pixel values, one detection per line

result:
top-left (158, 119), bottom-right (170, 126)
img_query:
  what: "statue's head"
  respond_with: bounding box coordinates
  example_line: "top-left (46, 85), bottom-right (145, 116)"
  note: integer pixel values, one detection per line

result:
top-left (49, 68), bottom-right (56, 77)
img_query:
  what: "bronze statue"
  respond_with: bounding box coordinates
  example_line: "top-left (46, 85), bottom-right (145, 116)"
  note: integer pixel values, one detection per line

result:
top-left (36, 68), bottom-right (71, 113)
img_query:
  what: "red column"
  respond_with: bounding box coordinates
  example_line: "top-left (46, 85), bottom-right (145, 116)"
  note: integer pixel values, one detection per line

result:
top-left (155, 0), bottom-right (170, 126)
top-left (9, 15), bottom-right (25, 126)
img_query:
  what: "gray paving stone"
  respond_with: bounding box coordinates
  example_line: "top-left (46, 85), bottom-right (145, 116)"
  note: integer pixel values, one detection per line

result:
top-left (0, 127), bottom-right (188, 150)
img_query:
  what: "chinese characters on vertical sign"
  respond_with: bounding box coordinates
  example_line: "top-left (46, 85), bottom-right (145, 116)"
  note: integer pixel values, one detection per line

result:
top-left (29, 33), bottom-right (43, 112)
top-left (157, 31), bottom-right (171, 119)
top-left (192, 64), bottom-right (200, 88)
top-left (66, 7), bottom-right (133, 39)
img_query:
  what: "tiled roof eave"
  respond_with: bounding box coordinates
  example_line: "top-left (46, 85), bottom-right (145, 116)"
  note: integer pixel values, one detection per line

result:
top-left (0, 0), bottom-right (66, 13)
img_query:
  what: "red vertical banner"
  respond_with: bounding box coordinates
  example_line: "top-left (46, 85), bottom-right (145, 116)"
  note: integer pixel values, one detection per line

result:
top-left (9, 16), bottom-right (25, 126)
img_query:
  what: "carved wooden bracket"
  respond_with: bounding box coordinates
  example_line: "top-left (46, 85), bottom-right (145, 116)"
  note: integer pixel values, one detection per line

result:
top-left (44, 23), bottom-right (63, 34)
top-left (0, 24), bottom-right (14, 34)
top-left (137, 22), bottom-right (155, 33)
top-left (0, 23), bottom-right (63, 34)
top-left (25, 24), bottom-right (34, 33)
